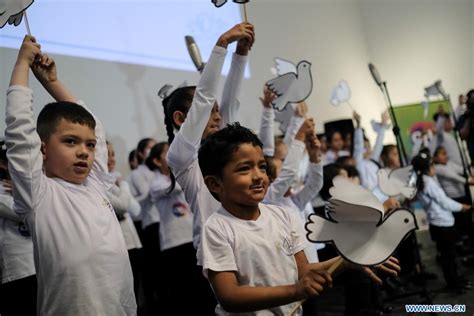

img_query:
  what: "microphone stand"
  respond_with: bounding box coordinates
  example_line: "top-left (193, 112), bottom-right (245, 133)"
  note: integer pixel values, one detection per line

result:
top-left (381, 82), bottom-right (409, 167)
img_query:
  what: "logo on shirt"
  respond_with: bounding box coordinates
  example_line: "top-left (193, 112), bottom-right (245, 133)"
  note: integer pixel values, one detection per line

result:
top-left (277, 231), bottom-right (299, 256)
top-left (172, 202), bottom-right (189, 217)
top-left (18, 222), bottom-right (30, 237)
top-left (102, 198), bottom-right (114, 213)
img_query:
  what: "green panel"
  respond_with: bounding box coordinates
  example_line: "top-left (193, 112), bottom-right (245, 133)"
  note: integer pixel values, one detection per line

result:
top-left (391, 100), bottom-right (450, 156)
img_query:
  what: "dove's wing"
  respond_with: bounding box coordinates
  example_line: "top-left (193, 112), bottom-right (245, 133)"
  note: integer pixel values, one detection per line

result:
top-left (378, 166), bottom-right (416, 198)
top-left (266, 73), bottom-right (296, 96)
top-left (327, 199), bottom-right (383, 225)
top-left (330, 176), bottom-right (385, 214)
top-left (0, 0), bottom-right (33, 28)
top-left (274, 58), bottom-right (297, 76)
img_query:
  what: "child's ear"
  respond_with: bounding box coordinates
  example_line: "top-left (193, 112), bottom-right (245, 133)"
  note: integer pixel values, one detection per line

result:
top-left (172, 111), bottom-right (187, 128)
top-left (204, 175), bottom-right (223, 195)
top-left (40, 142), bottom-right (47, 160)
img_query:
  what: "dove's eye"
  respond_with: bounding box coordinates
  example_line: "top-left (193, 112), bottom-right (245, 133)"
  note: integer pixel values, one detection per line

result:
top-left (404, 218), bottom-right (409, 223)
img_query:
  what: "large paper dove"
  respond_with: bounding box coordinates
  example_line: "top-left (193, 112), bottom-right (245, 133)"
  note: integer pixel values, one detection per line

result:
top-left (0, 0), bottom-right (33, 28)
top-left (306, 176), bottom-right (417, 266)
top-left (330, 80), bottom-right (351, 106)
top-left (378, 166), bottom-right (417, 199)
top-left (212, 0), bottom-right (248, 7)
top-left (266, 59), bottom-right (313, 112)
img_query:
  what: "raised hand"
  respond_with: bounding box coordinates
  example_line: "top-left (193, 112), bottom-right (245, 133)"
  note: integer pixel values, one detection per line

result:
top-left (295, 118), bottom-right (315, 142)
top-left (259, 86), bottom-right (276, 109)
top-left (294, 101), bottom-right (308, 118)
top-left (16, 35), bottom-right (41, 67)
top-left (32, 54), bottom-right (57, 85)
top-left (306, 134), bottom-right (322, 163)
top-left (217, 22), bottom-right (255, 49)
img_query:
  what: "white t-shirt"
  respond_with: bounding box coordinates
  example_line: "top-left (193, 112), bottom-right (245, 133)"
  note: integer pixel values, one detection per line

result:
top-left (5, 86), bottom-right (136, 315)
top-left (129, 164), bottom-right (160, 228)
top-left (201, 203), bottom-right (307, 316)
top-left (150, 172), bottom-right (193, 251)
top-left (167, 46), bottom-right (247, 257)
top-left (0, 190), bottom-right (35, 284)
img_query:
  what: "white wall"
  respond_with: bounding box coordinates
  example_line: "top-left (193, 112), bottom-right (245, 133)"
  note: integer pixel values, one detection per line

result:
top-left (1, 0), bottom-right (473, 175)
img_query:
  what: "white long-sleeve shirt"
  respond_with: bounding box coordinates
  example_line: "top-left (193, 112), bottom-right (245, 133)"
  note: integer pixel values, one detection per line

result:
top-left (354, 127), bottom-right (385, 191)
top-left (435, 161), bottom-right (466, 199)
top-left (258, 107), bottom-right (275, 157)
top-left (150, 172), bottom-right (193, 251)
top-left (167, 46), bottom-right (247, 258)
top-left (0, 189), bottom-right (35, 284)
top-left (418, 175), bottom-right (463, 227)
top-left (129, 164), bottom-right (160, 228)
top-left (5, 86), bottom-right (136, 315)
top-left (107, 175), bottom-right (142, 251)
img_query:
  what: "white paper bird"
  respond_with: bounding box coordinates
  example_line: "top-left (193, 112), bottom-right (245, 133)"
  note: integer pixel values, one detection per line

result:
top-left (266, 59), bottom-right (313, 111)
top-left (306, 176), bottom-right (417, 266)
top-left (330, 80), bottom-right (351, 106)
top-left (212, 0), bottom-right (248, 7)
top-left (378, 166), bottom-right (417, 199)
top-left (0, 0), bottom-right (32, 27)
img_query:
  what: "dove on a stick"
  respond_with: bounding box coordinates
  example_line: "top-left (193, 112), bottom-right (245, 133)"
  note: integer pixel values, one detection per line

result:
top-left (266, 60), bottom-right (313, 112)
top-left (306, 176), bottom-right (417, 266)
top-left (378, 166), bottom-right (417, 199)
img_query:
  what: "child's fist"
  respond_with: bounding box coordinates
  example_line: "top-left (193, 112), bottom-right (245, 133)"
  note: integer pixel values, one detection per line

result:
top-left (17, 35), bottom-right (41, 66)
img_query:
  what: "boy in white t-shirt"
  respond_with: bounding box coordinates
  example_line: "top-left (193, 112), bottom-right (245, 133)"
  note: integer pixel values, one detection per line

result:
top-left (5, 36), bottom-right (136, 315)
top-left (198, 123), bottom-right (336, 315)
top-left (198, 123), bottom-right (401, 315)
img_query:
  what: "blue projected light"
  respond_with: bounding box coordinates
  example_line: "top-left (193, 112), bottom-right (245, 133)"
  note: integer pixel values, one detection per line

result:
top-left (0, 0), bottom-right (250, 76)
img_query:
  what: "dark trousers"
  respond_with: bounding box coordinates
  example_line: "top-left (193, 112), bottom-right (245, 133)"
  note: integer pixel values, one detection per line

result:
top-left (160, 243), bottom-right (198, 315)
top-left (142, 222), bottom-right (161, 314)
top-left (429, 225), bottom-right (460, 287)
top-left (0, 274), bottom-right (37, 316)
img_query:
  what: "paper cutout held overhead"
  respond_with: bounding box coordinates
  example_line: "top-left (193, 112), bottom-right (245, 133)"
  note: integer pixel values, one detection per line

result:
top-left (330, 80), bottom-right (351, 106)
top-left (378, 166), bottom-right (417, 199)
top-left (212, 0), bottom-right (249, 7)
top-left (266, 58), bottom-right (313, 112)
top-left (306, 176), bottom-right (417, 266)
top-left (0, 0), bottom-right (33, 28)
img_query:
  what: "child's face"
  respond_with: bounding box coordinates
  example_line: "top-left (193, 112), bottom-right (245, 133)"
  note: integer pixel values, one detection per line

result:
top-left (428, 164), bottom-right (436, 177)
top-left (363, 140), bottom-right (372, 159)
top-left (202, 104), bottom-right (221, 140)
top-left (216, 143), bottom-right (269, 210)
top-left (434, 148), bottom-right (448, 165)
top-left (155, 144), bottom-right (170, 174)
top-left (42, 119), bottom-right (96, 184)
top-left (330, 132), bottom-right (344, 151)
top-left (385, 148), bottom-right (400, 169)
top-left (107, 143), bottom-right (116, 172)
top-left (138, 140), bottom-right (157, 162)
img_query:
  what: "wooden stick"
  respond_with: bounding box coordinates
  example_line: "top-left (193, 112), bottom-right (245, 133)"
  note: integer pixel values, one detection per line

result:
top-left (289, 257), bottom-right (344, 316)
top-left (243, 3), bottom-right (248, 22)
top-left (23, 11), bottom-right (31, 36)
top-left (346, 101), bottom-right (355, 113)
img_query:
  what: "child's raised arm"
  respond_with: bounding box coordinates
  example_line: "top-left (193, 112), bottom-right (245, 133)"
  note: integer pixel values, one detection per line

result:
top-left (31, 54), bottom-right (77, 103)
top-left (258, 86), bottom-right (276, 156)
top-left (9, 35), bottom-right (41, 87)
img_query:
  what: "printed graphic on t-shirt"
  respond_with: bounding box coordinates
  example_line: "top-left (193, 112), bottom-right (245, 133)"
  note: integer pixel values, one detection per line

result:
top-left (102, 198), bottom-right (114, 212)
top-left (278, 231), bottom-right (299, 256)
top-left (18, 222), bottom-right (30, 237)
top-left (172, 202), bottom-right (189, 217)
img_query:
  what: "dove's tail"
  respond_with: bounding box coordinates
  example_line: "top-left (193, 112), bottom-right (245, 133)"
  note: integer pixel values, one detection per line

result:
top-left (305, 214), bottom-right (337, 243)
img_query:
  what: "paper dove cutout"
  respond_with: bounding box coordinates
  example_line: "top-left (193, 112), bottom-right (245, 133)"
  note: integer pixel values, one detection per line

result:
top-left (212, 0), bottom-right (248, 7)
top-left (378, 166), bottom-right (417, 199)
top-left (0, 0), bottom-right (33, 28)
top-left (266, 59), bottom-right (313, 111)
top-left (370, 119), bottom-right (391, 133)
top-left (330, 80), bottom-right (351, 106)
top-left (306, 176), bottom-right (417, 266)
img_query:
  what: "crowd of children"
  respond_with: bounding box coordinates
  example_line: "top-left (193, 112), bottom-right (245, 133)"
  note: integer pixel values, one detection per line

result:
top-left (1, 21), bottom-right (474, 316)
